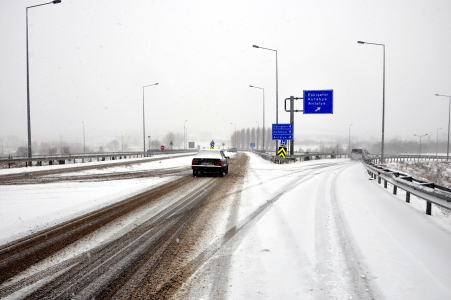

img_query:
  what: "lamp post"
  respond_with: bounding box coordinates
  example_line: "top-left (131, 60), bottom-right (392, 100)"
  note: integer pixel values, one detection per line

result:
top-left (26, 0), bottom-right (61, 159)
top-left (143, 83), bottom-right (159, 155)
top-left (184, 120), bottom-right (188, 149)
top-left (148, 136), bottom-right (151, 151)
top-left (414, 134), bottom-right (428, 157)
top-left (256, 121), bottom-right (259, 150)
top-left (253, 45), bottom-right (278, 150)
top-left (121, 131), bottom-right (123, 152)
top-left (59, 135), bottom-right (62, 153)
top-left (358, 41), bottom-right (386, 164)
top-left (230, 123), bottom-right (237, 148)
top-left (349, 124), bottom-right (353, 156)
top-left (0, 140), bottom-right (2, 158)
top-left (435, 94), bottom-right (451, 161)
top-left (82, 121), bottom-right (85, 154)
top-left (436, 127), bottom-right (442, 158)
top-left (250, 85), bottom-right (265, 151)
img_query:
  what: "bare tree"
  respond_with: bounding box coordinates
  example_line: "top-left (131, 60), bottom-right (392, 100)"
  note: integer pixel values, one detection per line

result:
top-left (62, 146), bottom-right (71, 154)
top-left (162, 132), bottom-right (175, 147)
top-left (251, 128), bottom-right (256, 149)
top-left (246, 128), bottom-right (251, 150)
top-left (48, 148), bottom-right (57, 155)
top-left (150, 140), bottom-right (161, 149)
top-left (240, 129), bottom-right (245, 149)
top-left (16, 146), bottom-right (27, 157)
top-left (107, 140), bottom-right (120, 152)
top-left (173, 132), bottom-right (184, 148)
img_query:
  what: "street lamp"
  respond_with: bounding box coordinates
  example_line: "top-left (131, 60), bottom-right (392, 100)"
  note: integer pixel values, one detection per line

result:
top-left (414, 134), bottom-right (428, 157)
top-left (184, 120), bottom-right (188, 149)
top-left (349, 124), bottom-right (353, 155)
top-left (143, 83), bottom-right (159, 154)
top-left (253, 45), bottom-right (278, 150)
top-left (82, 121), bottom-right (85, 154)
top-left (358, 40), bottom-right (386, 164)
top-left (435, 94), bottom-right (451, 161)
top-left (230, 123), bottom-right (237, 148)
top-left (148, 136), bottom-right (151, 151)
top-left (436, 128), bottom-right (441, 158)
top-left (121, 131), bottom-right (123, 152)
top-left (256, 121), bottom-right (259, 150)
top-left (59, 135), bottom-right (62, 153)
top-left (250, 85), bottom-right (265, 151)
top-left (26, 0), bottom-right (61, 159)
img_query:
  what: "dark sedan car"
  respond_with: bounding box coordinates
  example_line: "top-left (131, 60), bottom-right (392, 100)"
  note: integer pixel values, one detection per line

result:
top-left (191, 150), bottom-right (229, 177)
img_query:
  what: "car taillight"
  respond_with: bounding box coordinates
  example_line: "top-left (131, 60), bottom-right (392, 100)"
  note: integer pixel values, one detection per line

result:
top-left (192, 160), bottom-right (198, 165)
top-left (214, 161), bottom-right (222, 166)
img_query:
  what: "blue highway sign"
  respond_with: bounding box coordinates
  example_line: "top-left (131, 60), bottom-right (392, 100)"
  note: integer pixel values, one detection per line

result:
top-left (273, 124), bottom-right (293, 130)
top-left (272, 123), bottom-right (293, 140)
top-left (303, 90), bottom-right (333, 114)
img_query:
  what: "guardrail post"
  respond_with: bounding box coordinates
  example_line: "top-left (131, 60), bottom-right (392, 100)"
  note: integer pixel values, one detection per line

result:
top-left (384, 179), bottom-right (387, 189)
top-left (378, 176), bottom-right (381, 184)
top-left (406, 192), bottom-right (410, 203)
top-left (426, 201), bottom-right (432, 215)
top-left (393, 185), bottom-right (397, 195)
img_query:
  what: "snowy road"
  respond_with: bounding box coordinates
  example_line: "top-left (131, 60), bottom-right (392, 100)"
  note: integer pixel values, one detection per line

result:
top-left (1, 152), bottom-right (451, 299)
top-left (177, 154), bottom-right (451, 299)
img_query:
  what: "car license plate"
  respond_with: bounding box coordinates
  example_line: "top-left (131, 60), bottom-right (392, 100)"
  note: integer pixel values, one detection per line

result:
top-left (201, 162), bottom-right (213, 165)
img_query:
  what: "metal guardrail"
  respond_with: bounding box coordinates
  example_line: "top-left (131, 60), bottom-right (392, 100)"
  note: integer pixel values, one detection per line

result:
top-left (363, 160), bottom-right (451, 215)
top-left (366, 154), bottom-right (449, 164)
top-left (0, 150), bottom-right (197, 168)
top-left (249, 150), bottom-right (348, 163)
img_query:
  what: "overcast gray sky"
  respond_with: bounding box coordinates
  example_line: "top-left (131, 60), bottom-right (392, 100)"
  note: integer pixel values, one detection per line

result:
top-left (1, 0), bottom-right (451, 149)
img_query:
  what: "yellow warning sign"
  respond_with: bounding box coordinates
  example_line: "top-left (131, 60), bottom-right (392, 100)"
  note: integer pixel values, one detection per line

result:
top-left (277, 146), bottom-right (287, 158)
top-left (210, 145), bottom-right (214, 149)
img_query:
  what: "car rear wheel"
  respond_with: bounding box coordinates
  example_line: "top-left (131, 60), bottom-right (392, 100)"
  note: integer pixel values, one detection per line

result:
top-left (193, 170), bottom-right (198, 177)
top-left (219, 169), bottom-right (224, 177)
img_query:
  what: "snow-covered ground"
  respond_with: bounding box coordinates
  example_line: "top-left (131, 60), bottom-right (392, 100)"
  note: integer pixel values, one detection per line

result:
top-left (386, 160), bottom-right (451, 189)
top-left (0, 154), bottom-right (194, 245)
top-left (1, 152), bottom-right (451, 299)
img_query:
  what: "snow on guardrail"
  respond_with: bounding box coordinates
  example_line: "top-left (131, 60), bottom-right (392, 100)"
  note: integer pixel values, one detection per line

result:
top-left (363, 160), bottom-right (451, 215)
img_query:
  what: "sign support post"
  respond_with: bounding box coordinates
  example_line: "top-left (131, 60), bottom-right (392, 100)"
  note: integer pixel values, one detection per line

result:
top-left (284, 96), bottom-right (303, 156)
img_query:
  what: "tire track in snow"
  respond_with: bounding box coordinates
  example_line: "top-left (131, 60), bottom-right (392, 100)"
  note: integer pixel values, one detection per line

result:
top-left (313, 163), bottom-right (379, 299)
top-left (174, 159), bottom-right (351, 299)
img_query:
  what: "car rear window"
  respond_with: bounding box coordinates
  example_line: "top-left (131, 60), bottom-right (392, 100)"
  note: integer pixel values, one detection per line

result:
top-left (351, 149), bottom-right (363, 153)
top-left (195, 151), bottom-right (222, 158)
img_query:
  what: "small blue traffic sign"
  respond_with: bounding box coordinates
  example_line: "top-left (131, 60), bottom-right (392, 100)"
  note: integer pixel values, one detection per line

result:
top-left (210, 140), bottom-right (215, 146)
top-left (272, 124), bottom-right (293, 140)
top-left (303, 90), bottom-right (333, 114)
top-left (273, 124), bottom-right (293, 130)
